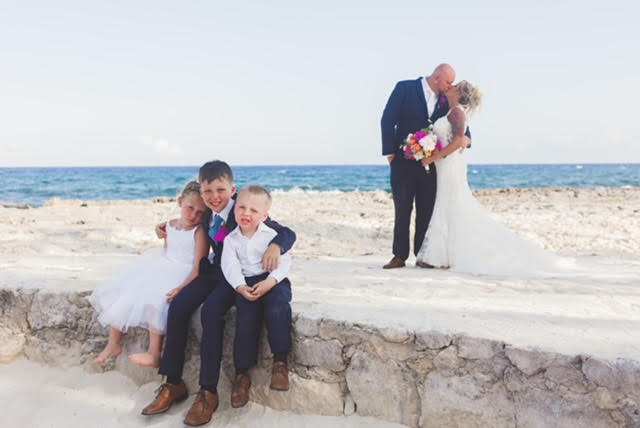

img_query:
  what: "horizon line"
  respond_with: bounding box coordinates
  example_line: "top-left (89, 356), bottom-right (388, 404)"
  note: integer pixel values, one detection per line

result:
top-left (2, 162), bottom-right (639, 169)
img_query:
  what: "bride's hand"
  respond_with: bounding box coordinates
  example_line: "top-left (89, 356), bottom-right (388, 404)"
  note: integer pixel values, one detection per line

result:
top-left (458, 136), bottom-right (471, 154)
top-left (421, 156), bottom-right (435, 166)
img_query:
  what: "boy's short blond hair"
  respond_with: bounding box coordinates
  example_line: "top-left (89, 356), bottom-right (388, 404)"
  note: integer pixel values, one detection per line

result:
top-left (238, 185), bottom-right (272, 209)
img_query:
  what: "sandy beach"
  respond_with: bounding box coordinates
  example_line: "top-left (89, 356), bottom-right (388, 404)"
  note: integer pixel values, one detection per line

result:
top-left (1, 188), bottom-right (639, 426)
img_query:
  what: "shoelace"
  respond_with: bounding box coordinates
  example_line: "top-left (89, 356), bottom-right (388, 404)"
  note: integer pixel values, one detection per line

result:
top-left (194, 389), bottom-right (209, 408)
top-left (154, 383), bottom-right (170, 396)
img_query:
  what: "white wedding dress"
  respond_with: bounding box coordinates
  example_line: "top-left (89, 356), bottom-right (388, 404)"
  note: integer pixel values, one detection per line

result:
top-left (416, 109), bottom-right (572, 277)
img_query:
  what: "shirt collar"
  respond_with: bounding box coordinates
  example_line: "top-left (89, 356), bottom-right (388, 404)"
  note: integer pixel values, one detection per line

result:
top-left (212, 199), bottom-right (235, 224)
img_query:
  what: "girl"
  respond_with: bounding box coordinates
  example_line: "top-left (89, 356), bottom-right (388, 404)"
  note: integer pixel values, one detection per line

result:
top-left (90, 181), bottom-right (209, 367)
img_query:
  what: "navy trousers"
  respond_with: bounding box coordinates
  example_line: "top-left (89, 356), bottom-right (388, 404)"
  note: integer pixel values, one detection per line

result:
top-left (234, 273), bottom-right (292, 371)
top-left (158, 267), bottom-right (235, 388)
top-left (390, 155), bottom-right (437, 260)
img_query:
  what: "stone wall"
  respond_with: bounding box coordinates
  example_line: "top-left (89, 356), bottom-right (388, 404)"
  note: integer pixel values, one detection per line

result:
top-left (1, 287), bottom-right (639, 427)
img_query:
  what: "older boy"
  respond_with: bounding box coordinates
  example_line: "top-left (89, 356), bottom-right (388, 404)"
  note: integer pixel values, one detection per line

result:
top-left (141, 161), bottom-right (296, 426)
top-left (221, 185), bottom-right (293, 408)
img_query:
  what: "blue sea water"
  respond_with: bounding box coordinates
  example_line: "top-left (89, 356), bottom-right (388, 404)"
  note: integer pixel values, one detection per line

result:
top-left (0, 164), bottom-right (638, 207)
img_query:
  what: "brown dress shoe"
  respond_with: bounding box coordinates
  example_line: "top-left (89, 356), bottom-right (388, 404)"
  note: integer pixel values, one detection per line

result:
top-left (141, 380), bottom-right (188, 415)
top-left (383, 256), bottom-right (406, 269)
top-left (416, 260), bottom-right (435, 269)
top-left (270, 361), bottom-right (289, 391)
top-left (184, 389), bottom-right (219, 426)
top-left (231, 373), bottom-right (251, 408)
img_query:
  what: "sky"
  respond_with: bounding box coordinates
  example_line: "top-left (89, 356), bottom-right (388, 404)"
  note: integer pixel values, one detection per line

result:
top-left (1, 0), bottom-right (639, 167)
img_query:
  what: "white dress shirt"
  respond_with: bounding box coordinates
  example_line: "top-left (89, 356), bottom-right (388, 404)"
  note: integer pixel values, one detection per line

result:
top-left (421, 77), bottom-right (440, 117)
top-left (208, 199), bottom-right (235, 263)
top-left (221, 221), bottom-right (292, 289)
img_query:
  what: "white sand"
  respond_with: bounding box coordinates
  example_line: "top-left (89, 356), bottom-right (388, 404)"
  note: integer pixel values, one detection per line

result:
top-left (1, 189), bottom-right (639, 361)
top-left (0, 358), bottom-right (405, 428)
top-left (1, 189), bottom-right (639, 426)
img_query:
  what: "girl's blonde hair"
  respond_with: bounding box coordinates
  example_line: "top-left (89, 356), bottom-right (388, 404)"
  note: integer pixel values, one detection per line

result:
top-left (179, 181), bottom-right (201, 199)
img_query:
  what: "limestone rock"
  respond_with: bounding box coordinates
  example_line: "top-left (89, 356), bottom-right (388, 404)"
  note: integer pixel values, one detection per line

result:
top-left (420, 372), bottom-right (515, 428)
top-left (434, 346), bottom-right (464, 374)
top-left (511, 385), bottom-right (618, 428)
top-left (582, 358), bottom-right (621, 390)
top-left (505, 347), bottom-right (555, 376)
top-left (544, 363), bottom-right (588, 394)
top-left (0, 327), bottom-right (25, 363)
top-left (294, 338), bottom-right (344, 372)
top-left (456, 336), bottom-right (503, 360)
top-left (0, 288), bottom-right (34, 331)
top-left (377, 326), bottom-right (412, 343)
top-left (416, 331), bottom-right (452, 350)
top-left (346, 350), bottom-right (420, 427)
top-left (294, 316), bottom-right (320, 337)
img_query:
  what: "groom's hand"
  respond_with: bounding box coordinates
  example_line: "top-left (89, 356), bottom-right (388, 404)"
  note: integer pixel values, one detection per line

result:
top-left (262, 244), bottom-right (282, 272)
top-left (387, 155), bottom-right (395, 164)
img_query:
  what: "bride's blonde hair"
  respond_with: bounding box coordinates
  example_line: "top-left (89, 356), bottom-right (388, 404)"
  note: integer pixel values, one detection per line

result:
top-left (457, 80), bottom-right (483, 116)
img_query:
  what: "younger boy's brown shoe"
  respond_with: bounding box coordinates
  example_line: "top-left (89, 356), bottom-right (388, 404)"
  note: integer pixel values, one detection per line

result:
top-left (141, 380), bottom-right (188, 415)
top-left (270, 361), bottom-right (289, 391)
top-left (231, 373), bottom-right (251, 408)
top-left (184, 389), bottom-right (218, 426)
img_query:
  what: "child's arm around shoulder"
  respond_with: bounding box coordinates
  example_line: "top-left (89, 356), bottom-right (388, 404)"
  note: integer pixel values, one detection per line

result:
top-left (262, 218), bottom-right (296, 272)
top-left (166, 226), bottom-right (209, 303)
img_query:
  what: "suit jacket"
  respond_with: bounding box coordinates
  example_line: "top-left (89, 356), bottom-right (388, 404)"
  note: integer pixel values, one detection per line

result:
top-left (381, 77), bottom-right (469, 156)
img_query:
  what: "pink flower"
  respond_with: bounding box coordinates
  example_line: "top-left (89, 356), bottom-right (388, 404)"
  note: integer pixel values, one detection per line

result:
top-left (404, 147), bottom-right (412, 156)
top-left (436, 140), bottom-right (443, 151)
top-left (214, 226), bottom-right (230, 242)
top-left (414, 130), bottom-right (427, 140)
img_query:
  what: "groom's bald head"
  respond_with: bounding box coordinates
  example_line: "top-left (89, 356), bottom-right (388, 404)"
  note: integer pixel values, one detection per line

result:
top-left (428, 63), bottom-right (456, 93)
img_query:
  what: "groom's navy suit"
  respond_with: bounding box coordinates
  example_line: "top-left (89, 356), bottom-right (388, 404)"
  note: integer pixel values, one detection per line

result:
top-left (381, 77), bottom-right (467, 260)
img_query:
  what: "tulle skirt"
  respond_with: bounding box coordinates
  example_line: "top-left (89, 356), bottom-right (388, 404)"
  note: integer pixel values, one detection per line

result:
top-left (89, 248), bottom-right (192, 334)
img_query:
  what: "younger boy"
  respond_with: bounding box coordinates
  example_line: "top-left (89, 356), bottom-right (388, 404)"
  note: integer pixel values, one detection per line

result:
top-left (221, 185), bottom-right (293, 408)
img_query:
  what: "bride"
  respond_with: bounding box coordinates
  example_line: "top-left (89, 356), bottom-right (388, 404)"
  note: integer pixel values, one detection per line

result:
top-left (416, 81), bottom-right (571, 277)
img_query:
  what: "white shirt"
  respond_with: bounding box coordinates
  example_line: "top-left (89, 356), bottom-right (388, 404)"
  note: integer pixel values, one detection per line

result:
top-left (208, 199), bottom-right (235, 263)
top-left (422, 77), bottom-right (439, 117)
top-left (221, 221), bottom-right (292, 289)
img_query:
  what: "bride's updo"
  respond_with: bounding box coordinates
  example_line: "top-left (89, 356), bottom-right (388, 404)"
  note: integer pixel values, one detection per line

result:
top-left (457, 80), bottom-right (483, 116)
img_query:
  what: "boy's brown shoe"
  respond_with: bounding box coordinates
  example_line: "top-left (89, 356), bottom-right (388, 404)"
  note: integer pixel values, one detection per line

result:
top-left (270, 361), bottom-right (289, 391)
top-left (231, 373), bottom-right (251, 408)
top-left (184, 389), bottom-right (219, 426)
top-left (141, 380), bottom-right (188, 415)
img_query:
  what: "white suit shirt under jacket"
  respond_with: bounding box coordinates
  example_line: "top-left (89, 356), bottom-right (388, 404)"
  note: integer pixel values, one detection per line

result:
top-left (221, 221), bottom-right (292, 289)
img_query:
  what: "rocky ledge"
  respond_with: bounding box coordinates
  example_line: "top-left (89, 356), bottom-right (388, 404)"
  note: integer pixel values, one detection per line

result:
top-left (1, 287), bottom-right (639, 427)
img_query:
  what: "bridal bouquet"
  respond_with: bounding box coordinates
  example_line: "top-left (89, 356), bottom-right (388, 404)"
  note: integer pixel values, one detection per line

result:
top-left (401, 125), bottom-right (444, 172)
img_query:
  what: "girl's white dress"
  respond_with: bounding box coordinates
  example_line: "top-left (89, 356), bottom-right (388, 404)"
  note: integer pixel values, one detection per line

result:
top-left (89, 222), bottom-right (198, 333)
top-left (416, 109), bottom-right (572, 277)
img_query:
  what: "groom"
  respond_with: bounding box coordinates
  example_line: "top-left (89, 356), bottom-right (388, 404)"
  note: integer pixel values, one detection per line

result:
top-left (381, 64), bottom-right (469, 269)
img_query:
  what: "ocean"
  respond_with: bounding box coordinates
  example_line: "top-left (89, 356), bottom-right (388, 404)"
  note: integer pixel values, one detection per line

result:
top-left (1, 164), bottom-right (638, 207)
